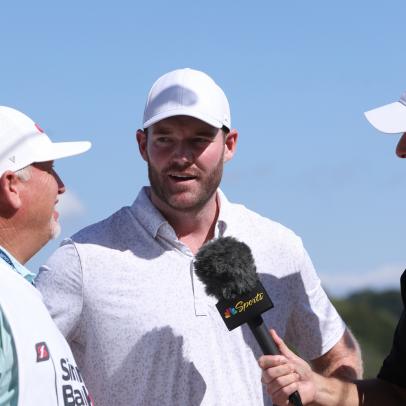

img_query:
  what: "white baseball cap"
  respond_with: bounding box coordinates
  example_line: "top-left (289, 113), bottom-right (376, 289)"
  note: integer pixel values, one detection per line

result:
top-left (143, 68), bottom-right (231, 130)
top-left (0, 106), bottom-right (91, 175)
top-left (364, 91), bottom-right (406, 133)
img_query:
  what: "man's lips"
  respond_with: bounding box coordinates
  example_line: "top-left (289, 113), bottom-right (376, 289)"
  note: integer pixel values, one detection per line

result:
top-left (167, 173), bottom-right (197, 182)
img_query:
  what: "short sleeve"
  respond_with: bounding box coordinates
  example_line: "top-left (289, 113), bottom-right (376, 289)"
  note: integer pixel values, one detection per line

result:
top-left (35, 239), bottom-right (84, 341)
top-left (285, 246), bottom-right (346, 360)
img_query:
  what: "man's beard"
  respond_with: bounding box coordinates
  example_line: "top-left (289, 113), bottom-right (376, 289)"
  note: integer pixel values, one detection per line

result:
top-left (147, 157), bottom-right (224, 213)
top-left (49, 216), bottom-right (61, 240)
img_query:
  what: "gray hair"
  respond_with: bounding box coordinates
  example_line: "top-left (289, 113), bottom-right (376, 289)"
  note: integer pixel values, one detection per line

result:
top-left (15, 165), bottom-right (32, 181)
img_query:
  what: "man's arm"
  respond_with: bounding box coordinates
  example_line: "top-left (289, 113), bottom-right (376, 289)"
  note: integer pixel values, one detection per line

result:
top-left (35, 240), bottom-right (84, 339)
top-left (310, 328), bottom-right (363, 380)
top-left (259, 330), bottom-right (406, 406)
top-left (283, 244), bottom-right (362, 376)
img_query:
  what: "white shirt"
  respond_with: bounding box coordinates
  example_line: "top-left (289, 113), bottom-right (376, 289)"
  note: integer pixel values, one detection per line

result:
top-left (36, 187), bottom-right (346, 406)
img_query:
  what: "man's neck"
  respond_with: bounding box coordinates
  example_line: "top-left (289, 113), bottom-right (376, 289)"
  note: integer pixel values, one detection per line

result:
top-left (152, 193), bottom-right (220, 254)
top-left (0, 237), bottom-right (25, 264)
top-left (175, 208), bottom-right (219, 255)
top-left (0, 222), bottom-right (39, 264)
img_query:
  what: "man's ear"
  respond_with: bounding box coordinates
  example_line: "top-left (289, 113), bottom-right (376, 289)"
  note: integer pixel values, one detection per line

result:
top-left (136, 129), bottom-right (148, 162)
top-left (0, 171), bottom-right (23, 216)
top-left (223, 129), bottom-right (238, 163)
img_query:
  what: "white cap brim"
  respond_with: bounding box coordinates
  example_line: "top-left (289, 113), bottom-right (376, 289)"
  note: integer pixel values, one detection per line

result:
top-left (0, 105), bottom-right (92, 175)
top-left (364, 101), bottom-right (406, 134)
top-left (33, 140), bottom-right (91, 163)
top-left (1, 136), bottom-right (92, 174)
top-left (143, 107), bottom-right (223, 129)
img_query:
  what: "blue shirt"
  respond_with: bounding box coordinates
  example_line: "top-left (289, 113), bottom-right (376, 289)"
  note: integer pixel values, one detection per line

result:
top-left (0, 247), bottom-right (36, 406)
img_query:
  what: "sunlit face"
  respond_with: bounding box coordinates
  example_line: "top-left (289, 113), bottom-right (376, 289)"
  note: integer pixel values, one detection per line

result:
top-left (22, 161), bottom-right (65, 243)
top-left (137, 116), bottom-right (236, 214)
top-left (396, 132), bottom-right (406, 158)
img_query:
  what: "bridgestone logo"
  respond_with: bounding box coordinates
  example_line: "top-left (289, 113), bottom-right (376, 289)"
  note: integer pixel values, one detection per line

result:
top-left (35, 342), bottom-right (50, 362)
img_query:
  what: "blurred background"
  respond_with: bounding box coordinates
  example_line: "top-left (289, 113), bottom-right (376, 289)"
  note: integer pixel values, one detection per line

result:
top-left (2, 0), bottom-right (405, 376)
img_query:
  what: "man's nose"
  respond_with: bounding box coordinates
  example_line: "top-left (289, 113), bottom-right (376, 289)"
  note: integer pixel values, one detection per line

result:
top-left (53, 169), bottom-right (66, 194)
top-left (396, 132), bottom-right (406, 158)
top-left (172, 142), bottom-right (194, 162)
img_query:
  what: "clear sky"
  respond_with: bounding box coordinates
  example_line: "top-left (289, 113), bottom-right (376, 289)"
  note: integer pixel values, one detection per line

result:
top-left (2, 1), bottom-right (405, 296)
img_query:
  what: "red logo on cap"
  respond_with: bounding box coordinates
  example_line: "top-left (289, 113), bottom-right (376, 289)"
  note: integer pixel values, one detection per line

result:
top-left (35, 123), bottom-right (44, 133)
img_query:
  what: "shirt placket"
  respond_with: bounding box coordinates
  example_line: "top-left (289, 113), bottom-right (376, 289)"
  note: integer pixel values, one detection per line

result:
top-left (191, 259), bottom-right (209, 316)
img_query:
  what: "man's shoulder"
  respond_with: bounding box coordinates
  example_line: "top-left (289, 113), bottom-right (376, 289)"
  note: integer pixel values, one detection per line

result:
top-left (70, 205), bottom-right (134, 246)
top-left (70, 188), bottom-right (154, 246)
top-left (43, 206), bottom-right (135, 268)
top-left (225, 199), bottom-right (300, 242)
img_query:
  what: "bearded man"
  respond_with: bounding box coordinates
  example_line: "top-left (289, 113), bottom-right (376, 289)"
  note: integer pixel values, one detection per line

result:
top-left (37, 68), bottom-right (362, 406)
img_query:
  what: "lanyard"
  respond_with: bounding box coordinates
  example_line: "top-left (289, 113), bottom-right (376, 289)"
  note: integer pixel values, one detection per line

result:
top-left (0, 247), bottom-right (36, 285)
top-left (0, 248), bottom-right (16, 270)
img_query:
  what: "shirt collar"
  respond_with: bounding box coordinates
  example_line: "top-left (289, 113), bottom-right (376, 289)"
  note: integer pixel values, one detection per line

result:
top-left (131, 186), bottom-right (231, 240)
top-left (0, 246), bottom-right (36, 284)
top-left (130, 187), bottom-right (172, 239)
top-left (216, 189), bottom-right (232, 236)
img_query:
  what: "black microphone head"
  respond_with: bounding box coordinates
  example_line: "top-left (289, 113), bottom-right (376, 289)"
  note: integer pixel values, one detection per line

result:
top-left (194, 236), bottom-right (259, 301)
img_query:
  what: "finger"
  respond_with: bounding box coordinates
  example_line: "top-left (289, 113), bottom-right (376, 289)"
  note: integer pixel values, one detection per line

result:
top-left (268, 372), bottom-right (300, 391)
top-left (258, 354), bottom-right (287, 370)
top-left (261, 363), bottom-right (294, 384)
top-left (270, 329), bottom-right (296, 359)
top-left (269, 380), bottom-right (300, 406)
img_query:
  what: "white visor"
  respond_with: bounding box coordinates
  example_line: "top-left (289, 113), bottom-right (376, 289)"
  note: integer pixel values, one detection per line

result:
top-left (364, 92), bottom-right (406, 134)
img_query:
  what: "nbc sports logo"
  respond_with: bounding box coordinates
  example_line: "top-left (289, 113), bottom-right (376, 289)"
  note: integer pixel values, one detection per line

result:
top-left (224, 307), bottom-right (238, 318)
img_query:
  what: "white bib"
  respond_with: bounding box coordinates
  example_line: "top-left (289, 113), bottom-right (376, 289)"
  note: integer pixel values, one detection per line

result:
top-left (0, 263), bottom-right (94, 406)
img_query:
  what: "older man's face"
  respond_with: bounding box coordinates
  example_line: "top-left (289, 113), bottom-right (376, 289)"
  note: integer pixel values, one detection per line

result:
top-left (22, 161), bottom-right (66, 244)
top-left (396, 133), bottom-right (406, 158)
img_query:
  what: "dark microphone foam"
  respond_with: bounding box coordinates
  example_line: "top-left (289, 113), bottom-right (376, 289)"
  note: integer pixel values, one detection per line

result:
top-left (194, 236), bottom-right (259, 301)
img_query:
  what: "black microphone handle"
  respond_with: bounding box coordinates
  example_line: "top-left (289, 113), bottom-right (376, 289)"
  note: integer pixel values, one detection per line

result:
top-left (247, 316), bottom-right (303, 406)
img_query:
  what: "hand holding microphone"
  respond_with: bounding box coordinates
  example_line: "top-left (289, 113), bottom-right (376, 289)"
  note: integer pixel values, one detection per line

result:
top-left (194, 236), bottom-right (303, 406)
top-left (259, 329), bottom-right (317, 406)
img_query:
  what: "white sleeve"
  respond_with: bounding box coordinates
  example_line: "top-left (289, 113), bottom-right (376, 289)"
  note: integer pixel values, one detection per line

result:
top-left (35, 239), bottom-right (83, 341)
top-left (284, 245), bottom-right (346, 361)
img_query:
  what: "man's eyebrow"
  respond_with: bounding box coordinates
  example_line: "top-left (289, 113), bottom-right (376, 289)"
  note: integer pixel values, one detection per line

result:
top-left (195, 130), bottom-right (217, 137)
top-left (151, 127), bottom-right (173, 134)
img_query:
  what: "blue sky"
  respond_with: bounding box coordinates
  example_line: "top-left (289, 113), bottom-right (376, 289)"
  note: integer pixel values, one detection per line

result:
top-left (2, 1), bottom-right (405, 296)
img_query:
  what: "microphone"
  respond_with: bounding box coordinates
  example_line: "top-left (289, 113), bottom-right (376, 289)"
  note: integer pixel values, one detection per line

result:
top-left (194, 236), bottom-right (303, 406)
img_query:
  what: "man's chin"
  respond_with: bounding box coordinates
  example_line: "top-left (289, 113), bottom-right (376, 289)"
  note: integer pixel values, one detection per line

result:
top-left (166, 195), bottom-right (213, 212)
